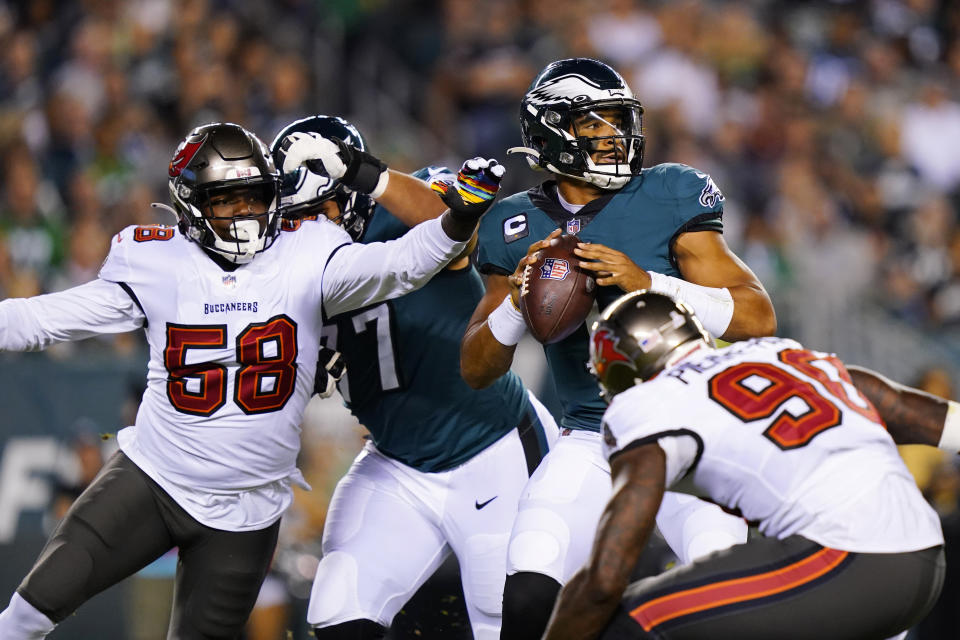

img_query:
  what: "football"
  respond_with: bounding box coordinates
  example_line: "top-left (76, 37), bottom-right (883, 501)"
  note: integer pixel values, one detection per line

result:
top-left (520, 234), bottom-right (597, 344)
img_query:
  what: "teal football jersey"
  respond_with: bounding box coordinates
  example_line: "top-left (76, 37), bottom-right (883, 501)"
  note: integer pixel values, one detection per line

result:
top-left (323, 168), bottom-right (533, 472)
top-left (476, 163), bottom-right (724, 432)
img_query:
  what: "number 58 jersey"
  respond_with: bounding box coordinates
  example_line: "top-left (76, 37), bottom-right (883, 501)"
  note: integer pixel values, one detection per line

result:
top-left (601, 337), bottom-right (943, 553)
top-left (99, 223), bottom-right (349, 531)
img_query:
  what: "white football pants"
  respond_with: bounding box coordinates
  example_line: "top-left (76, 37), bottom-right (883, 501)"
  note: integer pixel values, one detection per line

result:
top-left (507, 429), bottom-right (748, 583)
top-left (308, 392), bottom-right (558, 640)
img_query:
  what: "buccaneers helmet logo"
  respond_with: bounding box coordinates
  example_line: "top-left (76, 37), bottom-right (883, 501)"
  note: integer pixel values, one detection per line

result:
top-left (169, 135), bottom-right (206, 178)
top-left (591, 328), bottom-right (632, 378)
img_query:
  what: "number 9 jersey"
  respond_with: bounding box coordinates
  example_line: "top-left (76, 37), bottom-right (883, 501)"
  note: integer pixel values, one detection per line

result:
top-left (601, 336), bottom-right (944, 554)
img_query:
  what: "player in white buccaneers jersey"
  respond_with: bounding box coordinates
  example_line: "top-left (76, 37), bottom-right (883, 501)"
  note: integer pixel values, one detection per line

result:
top-left (0, 122), bottom-right (503, 640)
top-left (542, 291), bottom-right (947, 640)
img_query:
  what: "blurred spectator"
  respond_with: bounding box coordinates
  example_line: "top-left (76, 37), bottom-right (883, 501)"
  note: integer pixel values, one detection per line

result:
top-left (930, 229), bottom-right (960, 326)
top-left (0, 30), bottom-right (43, 123)
top-left (901, 80), bottom-right (960, 193)
top-left (51, 18), bottom-right (111, 119)
top-left (428, 0), bottom-right (536, 161)
top-left (0, 149), bottom-right (66, 293)
top-left (40, 88), bottom-right (94, 197)
top-left (804, 5), bottom-right (863, 108)
top-left (49, 216), bottom-right (109, 292)
top-left (633, 1), bottom-right (721, 138)
top-left (586, 0), bottom-right (661, 68)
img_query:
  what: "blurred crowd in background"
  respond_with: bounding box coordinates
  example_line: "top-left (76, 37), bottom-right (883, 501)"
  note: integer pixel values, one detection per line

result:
top-left (2, 0), bottom-right (960, 637)
top-left (2, 0), bottom-right (960, 330)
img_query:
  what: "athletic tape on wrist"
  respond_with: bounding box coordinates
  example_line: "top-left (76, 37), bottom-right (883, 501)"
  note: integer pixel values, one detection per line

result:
top-left (939, 400), bottom-right (960, 453)
top-left (369, 170), bottom-right (389, 199)
top-left (487, 295), bottom-right (526, 346)
top-left (647, 271), bottom-right (734, 338)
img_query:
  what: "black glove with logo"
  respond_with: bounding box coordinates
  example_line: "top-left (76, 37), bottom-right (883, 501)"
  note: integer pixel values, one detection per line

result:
top-left (314, 346), bottom-right (346, 398)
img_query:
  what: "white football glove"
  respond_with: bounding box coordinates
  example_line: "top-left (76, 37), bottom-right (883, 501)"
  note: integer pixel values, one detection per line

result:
top-left (279, 131), bottom-right (346, 180)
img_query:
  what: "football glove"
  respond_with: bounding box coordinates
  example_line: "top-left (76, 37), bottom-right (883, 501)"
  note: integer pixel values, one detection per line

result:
top-left (278, 133), bottom-right (388, 197)
top-left (331, 136), bottom-right (388, 195)
top-left (279, 131), bottom-right (345, 179)
top-left (430, 158), bottom-right (505, 222)
top-left (314, 346), bottom-right (346, 399)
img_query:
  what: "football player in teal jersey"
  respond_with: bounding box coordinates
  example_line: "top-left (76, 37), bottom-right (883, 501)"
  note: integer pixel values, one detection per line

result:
top-left (270, 116), bottom-right (558, 640)
top-left (461, 58), bottom-right (777, 640)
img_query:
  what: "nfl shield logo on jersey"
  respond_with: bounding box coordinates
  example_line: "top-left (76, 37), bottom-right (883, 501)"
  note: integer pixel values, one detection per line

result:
top-left (222, 274), bottom-right (237, 289)
top-left (566, 219), bottom-right (581, 234)
top-left (540, 258), bottom-right (569, 280)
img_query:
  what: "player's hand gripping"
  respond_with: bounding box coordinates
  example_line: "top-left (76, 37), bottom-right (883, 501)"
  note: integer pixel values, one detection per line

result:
top-left (575, 242), bottom-right (651, 293)
top-left (430, 158), bottom-right (505, 222)
top-left (278, 132), bottom-right (387, 194)
top-left (508, 229), bottom-right (562, 308)
top-left (314, 346), bottom-right (346, 399)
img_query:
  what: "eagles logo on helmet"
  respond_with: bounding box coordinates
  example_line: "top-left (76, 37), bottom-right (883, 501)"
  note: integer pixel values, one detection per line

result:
top-left (511, 58), bottom-right (645, 190)
top-left (166, 122), bottom-right (281, 264)
top-left (270, 115), bottom-right (376, 242)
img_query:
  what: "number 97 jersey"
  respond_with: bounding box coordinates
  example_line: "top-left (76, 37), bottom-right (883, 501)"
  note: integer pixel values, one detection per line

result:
top-left (98, 222), bottom-right (350, 531)
top-left (601, 337), bottom-right (943, 554)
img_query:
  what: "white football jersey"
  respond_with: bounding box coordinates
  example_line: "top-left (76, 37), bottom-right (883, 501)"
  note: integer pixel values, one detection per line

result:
top-left (602, 337), bottom-right (943, 553)
top-left (0, 217), bottom-right (465, 531)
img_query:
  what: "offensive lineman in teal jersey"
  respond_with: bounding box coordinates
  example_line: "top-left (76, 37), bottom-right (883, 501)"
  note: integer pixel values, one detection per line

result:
top-left (270, 116), bottom-right (557, 640)
top-left (460, 58), bottom-right (777, 640)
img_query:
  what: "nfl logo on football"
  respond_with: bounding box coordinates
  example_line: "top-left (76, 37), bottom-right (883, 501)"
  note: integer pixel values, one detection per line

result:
top-left (540, 258), bottom-right (569, 280)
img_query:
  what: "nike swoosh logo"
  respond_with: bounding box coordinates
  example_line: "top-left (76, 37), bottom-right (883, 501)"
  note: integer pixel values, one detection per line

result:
top-left (475, 496), bottom-right (497, 510)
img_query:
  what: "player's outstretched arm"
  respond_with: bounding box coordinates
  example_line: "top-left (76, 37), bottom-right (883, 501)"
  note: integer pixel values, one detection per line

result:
top-left (460, 229), bottom-right (561, 389)
top-left (321, 215), bottom-right (467, 317)
top-left (375, 170), bottom-right (447, 226)
top-left (0, 280), bottom-right (144, 351)
top-left (281, 132), bottom-right (446, 227)
top-left (322, 160), bottom-right (504, 316)
top-left (848, 365), bottom-right (958, 452)
top-left (542, 443), bottom-right (666, 640)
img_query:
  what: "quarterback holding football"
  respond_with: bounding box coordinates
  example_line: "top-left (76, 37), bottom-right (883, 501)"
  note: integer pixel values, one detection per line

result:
top-left (461, 57), bottom-right (777, 639)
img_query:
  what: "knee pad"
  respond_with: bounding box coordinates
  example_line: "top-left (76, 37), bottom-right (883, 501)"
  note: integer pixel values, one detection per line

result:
top-left (507, 508), bottom-right (570, 583)
top-left (312, 618), bottom-right (386, 640)
top-left (461, 533), bottom-right (510, 617)
top-left (656, 494), bottom-right (747, 564)
top-left (308, 551), bottom-right (368, 627)
top-left (500, 572), bottom-right (561, 640)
